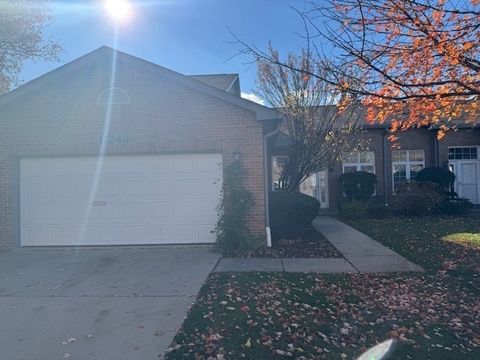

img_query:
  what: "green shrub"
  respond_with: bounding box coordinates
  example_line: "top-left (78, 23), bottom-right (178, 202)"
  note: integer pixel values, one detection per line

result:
top-left (416, 167), bottom-right (455, 189)
top-left (269, 191), bottom-right (320, 240)
top-left (339, 200), bottom-right (368, 220)
top-left (366, 200), bottom-right (392, 219)
top-left (214, 160), bottom-right (263, 256)
top-left (391, 181), bottom-right (445, 216)
top-left (437, 198), bottom-right (473, 215)
top-left (339, 171), bottom-right (377, 201)
top-left (416, 167), bottom-right (456, 198)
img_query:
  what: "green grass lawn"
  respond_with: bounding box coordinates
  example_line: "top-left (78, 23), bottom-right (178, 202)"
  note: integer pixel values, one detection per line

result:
top-left (346, 213), bottom-right (480, 292)
top-left (165, 214), bottom-right (480, 360)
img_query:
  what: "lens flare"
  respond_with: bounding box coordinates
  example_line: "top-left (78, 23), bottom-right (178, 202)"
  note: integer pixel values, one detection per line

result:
top-left (103, 0), bottom-right (132, 22)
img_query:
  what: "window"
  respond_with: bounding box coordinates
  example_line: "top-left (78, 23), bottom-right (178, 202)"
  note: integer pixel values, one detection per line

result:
top-left (272, 156), bottom-right (289, 190)
top-left (392, 150), bottom-right (425, 189)
top-left (342, 152), bottom-right (375, 173)
top-left (448, 147), bottom-right (478, 160)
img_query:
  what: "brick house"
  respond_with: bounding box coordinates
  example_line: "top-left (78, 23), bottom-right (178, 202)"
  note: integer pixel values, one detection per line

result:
top-left (0, 47), bottom-right (281, 249)
top-left (271, 124), bottom-right (480, 209)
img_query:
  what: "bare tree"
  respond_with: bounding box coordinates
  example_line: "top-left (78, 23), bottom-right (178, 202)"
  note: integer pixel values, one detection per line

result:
top-left (257, 47), bottom-right (366, 191)
top-left (0, 0), bottom-right (61, 94)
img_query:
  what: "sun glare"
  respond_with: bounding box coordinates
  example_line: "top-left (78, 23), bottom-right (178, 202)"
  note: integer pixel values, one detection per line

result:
top-left (103, 0), bottom-right (132, 23)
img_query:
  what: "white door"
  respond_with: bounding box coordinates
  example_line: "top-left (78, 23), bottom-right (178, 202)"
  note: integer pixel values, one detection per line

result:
top-left (299, 171), bottom-right (329, 208)
top-left (451, 161), bottom-right (479, 204)
top-left (318, 170), bottom-right (329, 209)
top-left (21, 154), bottom-right (223, 246)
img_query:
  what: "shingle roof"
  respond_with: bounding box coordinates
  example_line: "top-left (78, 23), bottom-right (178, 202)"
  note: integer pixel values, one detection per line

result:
top-left (189, 74), bottom-right (239, 93)
top-left (0, 46), bottom-right (279, 122)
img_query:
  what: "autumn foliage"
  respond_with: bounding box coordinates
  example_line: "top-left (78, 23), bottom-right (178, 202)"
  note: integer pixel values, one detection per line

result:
top-left (239, 1), bottom-right (480, 139)
top-left (310, 0), bottom-right (480, 139)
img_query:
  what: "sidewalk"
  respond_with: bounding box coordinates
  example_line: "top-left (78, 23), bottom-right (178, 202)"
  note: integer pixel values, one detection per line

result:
top-left (214, 216), bottom-right (423, 274)
top-left (313, 216), bottom-right (423, 273)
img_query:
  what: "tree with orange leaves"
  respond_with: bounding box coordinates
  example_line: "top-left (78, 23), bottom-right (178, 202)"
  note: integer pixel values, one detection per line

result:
top-left (239, 0), bottom-right (480, 140)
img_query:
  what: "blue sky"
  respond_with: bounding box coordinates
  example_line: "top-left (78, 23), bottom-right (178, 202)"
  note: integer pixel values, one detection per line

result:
top-left (21, 0), bottom-right (307, 99)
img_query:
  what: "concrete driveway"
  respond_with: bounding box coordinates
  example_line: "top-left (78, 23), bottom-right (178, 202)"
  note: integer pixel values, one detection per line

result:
top-left (0, 247), bottom-right (218, 360)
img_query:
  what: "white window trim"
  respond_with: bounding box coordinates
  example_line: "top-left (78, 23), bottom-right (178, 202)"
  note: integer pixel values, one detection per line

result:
top-left (447, 146), bottom-right (479, 160)
top-left (392, 149), bottom-right (425, 190)
top-left (342, 151), bottom-right (376, 173)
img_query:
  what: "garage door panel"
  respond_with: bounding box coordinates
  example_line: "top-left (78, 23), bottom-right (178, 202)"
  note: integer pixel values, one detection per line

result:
top-left (172, 178), bottom-right (219, 196)
top-left (50, 205), bottom-right (80, 225)
top-left (195, 157), bottom-right (222, 173)
top-left (168, 224), bottom-right (195, 242)
top-left (198, 224), bottom-right (216, 242)
top-left (197, 201), bottom-right (218, 219)
top-left (102, 157), bottom-right (145, 176)
top-left (145, 179), bottom-right (170, 194)
top-left (25, 205), bottom-right (51, 225)
top-left (172, 158), bottom-right (195, 173)
top-left (22, 160), bottom-right (51, 178)
top-left (147, 226), bottom-right (166, 243)
top-left (49, 182), bottom-right (75, 204)
top-left (88, 202), bottom-right (124, 223)
top-left (23, 227), bottom-right (51, 245)
top-left (148, 201), bottom-right (172, 220)
top-left (21, 154), bottom-right (222, 246)
top-left (122, 202), bottom-right (149, 223)
top-left (145, 157), bottom-right (171, 175)
top-left (74, 159), bottom-right (98, 176)
top-left (23, 181), bottom-right (51, 203)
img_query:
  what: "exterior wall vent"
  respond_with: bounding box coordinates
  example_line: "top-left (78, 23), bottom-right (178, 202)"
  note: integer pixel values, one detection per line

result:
top-left (97, 87), bottom-right (130, 105)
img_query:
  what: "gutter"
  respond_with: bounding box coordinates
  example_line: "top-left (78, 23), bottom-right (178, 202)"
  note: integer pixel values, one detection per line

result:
top-left (263, 126), bottom-right (280, 248)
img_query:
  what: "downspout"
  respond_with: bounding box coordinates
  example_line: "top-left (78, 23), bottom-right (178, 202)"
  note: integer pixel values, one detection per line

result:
top-left (433, 130), bottom-right (439, 167)
top-left (264, 126), bottom-right (280, 248)
top-left (383, 131), bottom-right (389, 206)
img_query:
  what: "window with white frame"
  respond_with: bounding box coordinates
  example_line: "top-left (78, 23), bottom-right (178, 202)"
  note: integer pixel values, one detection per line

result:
top-left (392, 150), bottom-right (425, 189)
top-left (342, 152), bottom-right (375, 173)
top-left (272, 156), bottom-right (289, 190)
top-left (448, 147), bottom-right (478, 160)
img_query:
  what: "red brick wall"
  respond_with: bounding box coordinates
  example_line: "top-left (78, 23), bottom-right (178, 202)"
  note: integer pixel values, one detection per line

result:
top-left (328, 129), bottom-right (387, 208)
top-left (438, 128), bottom-right (480, 166)
top-left (0, 61), bottom-right (267, 248)
top-left (327, 128), bottom-right (480, 208)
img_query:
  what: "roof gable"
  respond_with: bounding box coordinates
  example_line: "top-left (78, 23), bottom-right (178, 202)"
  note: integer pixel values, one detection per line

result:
top-left (0, 46), bottom-right (278, 122)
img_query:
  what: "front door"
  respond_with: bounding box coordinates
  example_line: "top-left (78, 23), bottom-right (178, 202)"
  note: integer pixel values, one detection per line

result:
top-left (300, 171), bottom-right (329, 208)
top-left (450, 161), bottom-right (479, 204)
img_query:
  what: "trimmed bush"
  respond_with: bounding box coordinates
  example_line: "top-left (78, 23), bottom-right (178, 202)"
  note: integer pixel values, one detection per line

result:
top-left (339, 171), bottom-right (377, 201)
top-left (339, 200), bottom-right (368, 220)
top-left (416, 167), bottom-right (455, 189)
top-left (391, 181), bottom-right (445, 216)
top-left (416, 167), bottom-right (456, 198)
top-left (438, 198), bottom-right (473, 215)
top-left (269, 191), bottom-right (320, 240)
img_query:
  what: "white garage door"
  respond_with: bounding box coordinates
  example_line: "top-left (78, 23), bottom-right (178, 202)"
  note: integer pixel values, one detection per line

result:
top-left (20, 154), bottom-right (223, 246)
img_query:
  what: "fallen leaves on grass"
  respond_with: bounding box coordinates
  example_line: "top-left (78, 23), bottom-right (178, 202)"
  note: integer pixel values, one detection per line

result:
top-left (165, 272), bottom-right (480, 360)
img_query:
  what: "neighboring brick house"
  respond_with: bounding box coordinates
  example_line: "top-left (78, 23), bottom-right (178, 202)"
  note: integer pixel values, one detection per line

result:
top-left (0, 47), bottom-right (281, 249)
top-left (271, 123), bottom-right (480, 209)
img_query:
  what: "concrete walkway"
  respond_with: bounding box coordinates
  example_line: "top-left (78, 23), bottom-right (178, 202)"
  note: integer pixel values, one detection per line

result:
top-left (215, 216), bottom-right (423, 274)
top-left (214, 257), bottom-right (356, 273)
top-left (313, 216), bottom-right (423, 273)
